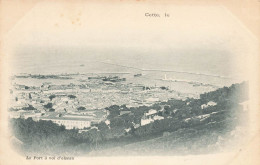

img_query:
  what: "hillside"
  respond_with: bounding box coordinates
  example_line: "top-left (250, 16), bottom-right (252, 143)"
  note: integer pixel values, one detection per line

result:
top-left (10, 82), bottom-right (249, 155)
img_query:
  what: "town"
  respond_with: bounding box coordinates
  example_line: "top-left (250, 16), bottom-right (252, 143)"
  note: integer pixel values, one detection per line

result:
top-left (9, 73), bottom-right (185, 130)
top-left (9, 73), bottom-right (249, 155)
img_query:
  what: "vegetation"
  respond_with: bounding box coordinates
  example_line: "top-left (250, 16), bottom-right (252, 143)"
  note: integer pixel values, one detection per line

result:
top-left (22, 105), bottom-right (36, 110)
top-left (10, 82), bottom-right (249, 155)
top-left (43, 103), bottom-right (53, 109)
top-left (77, 106), bottom-right (86, 111)
top-left (68, 95), bottom-right (77, 99)
top-left (49, 95), bottom-right (56, 101)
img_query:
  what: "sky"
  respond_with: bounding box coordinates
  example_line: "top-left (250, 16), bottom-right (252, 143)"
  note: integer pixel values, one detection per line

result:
top-left (3, 1), bottom-right (258, 79)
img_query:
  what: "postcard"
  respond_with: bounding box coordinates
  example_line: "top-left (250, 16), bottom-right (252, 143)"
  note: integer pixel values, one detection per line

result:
top-left (0, 0), bottom-right (259, 165)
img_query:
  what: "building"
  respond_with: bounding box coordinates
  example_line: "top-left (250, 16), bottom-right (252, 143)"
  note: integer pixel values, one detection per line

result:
top-left (145, 97), bottom-right (159, 102)
top-left (141, 118), bottom-right (154, 126)
top-left (141, 115), bottom-right (164, 126)
top-left (140, 109), bottom-right (164, 126)
top-left (120, 110), bottom-right (131, 116)
top-left (40, 116), bottom-right (91, 129)
top-left (201, 101), bottom-right (217, 109)
top-left (153, 115), bottom-right (164, 120)
top-left (9, 110), bottom-right (42, 120)
top-left (144, 109), bottom-right (158, 119)
top-left (105, 120), bottom-right (110, 125)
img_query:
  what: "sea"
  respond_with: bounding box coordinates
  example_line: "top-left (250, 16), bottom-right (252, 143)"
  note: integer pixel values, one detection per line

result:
top-left (9, 47), bottom-right (245, 96)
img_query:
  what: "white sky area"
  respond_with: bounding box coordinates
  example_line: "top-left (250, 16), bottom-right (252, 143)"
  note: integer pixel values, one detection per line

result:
top-left (3, 2), bottom-right (258, 80)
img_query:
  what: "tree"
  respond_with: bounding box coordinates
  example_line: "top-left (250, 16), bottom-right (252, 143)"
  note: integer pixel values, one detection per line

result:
top-left (106, 105), bottom-right (120, 119)
top-left (98, 122), bottom-right (109, 132)
top-left (49, 95), bottom-right (56, 101)
top-left (68, 95), bottom-right (76, 99)
top-left (44, 103), bottom-right (53, 109)
top-left (22, 104), bottom-right (35, 110)
top-left (77, 106), bottom-right (86, 111)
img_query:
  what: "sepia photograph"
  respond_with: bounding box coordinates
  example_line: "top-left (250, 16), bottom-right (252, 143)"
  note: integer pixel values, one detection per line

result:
top-left (0, 0), bottom-right (259, 165)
